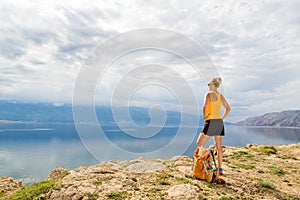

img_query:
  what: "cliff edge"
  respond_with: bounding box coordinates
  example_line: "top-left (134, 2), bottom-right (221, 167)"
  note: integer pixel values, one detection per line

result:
top-left (1, 143), bottom-right (300, 200)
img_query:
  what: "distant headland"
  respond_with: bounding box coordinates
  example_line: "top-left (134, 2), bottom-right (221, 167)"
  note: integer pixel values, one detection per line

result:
top-left (237, 110), bottom-right (300, 127)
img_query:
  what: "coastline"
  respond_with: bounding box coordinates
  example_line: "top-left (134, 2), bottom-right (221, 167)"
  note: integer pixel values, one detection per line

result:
top-left (1, 143), bottom-right (300, 200)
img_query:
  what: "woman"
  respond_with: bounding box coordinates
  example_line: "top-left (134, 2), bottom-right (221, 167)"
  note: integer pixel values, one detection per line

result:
top-left (196, 77), bottom-right (231, 175)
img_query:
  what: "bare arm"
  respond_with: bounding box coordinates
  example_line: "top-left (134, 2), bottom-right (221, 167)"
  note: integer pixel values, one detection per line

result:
top-left (221, 95), bottom-right (231, 120)
top-left (203, 93), bottom-right (211, 119)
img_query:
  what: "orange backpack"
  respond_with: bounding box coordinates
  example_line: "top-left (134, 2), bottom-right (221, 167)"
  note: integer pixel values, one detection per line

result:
top-left (193, 147), bottom-right (226, 184)
top-left (193, 148), bottom-right (215, 182)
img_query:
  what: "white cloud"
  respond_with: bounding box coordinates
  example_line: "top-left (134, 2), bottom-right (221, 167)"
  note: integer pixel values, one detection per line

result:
top-left (0, 0), bottom-right (299, 122)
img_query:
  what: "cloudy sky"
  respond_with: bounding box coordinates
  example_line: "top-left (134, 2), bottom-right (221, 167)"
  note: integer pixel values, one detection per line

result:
top-left (1, 0), bottom-right (300, 122)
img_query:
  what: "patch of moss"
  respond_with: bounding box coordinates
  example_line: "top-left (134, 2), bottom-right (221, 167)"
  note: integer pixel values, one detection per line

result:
top-left (156, 173), bottom-right (173, 179)
top-left (7, 180), bottom-right (59, 200)
top-left (267, 165), bottom-right (285, 176)
top-left (107, 191), bottom-right (129, 199)
top-left (148, 188), bottom-right (161, 193)
top-left (175, 177), bottom-right (191, 184)
top-left (148, 188), bottom-right (164, 199)
top-left (157, 179), bottom-right (170, 185)
top-left (88, 194), bottom-right (99, 200)
top-left (227, 151), bottom-right (255, 163)
top-left (233, 151), bottom-right (253, 158)
top-left (233, 163), bottom-right (255, 169)
top-left (256, 147), bottom-right (277, 155)
top-left (94, 180), bottom-right (102, 185)
top-left (258, 180), bottom-right (275, 189)
top-left (156, 173), bottom-right (172, 185)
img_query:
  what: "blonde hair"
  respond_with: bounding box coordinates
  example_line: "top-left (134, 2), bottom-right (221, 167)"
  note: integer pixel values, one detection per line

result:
top-left (209, 77), bottom-right (222, 88)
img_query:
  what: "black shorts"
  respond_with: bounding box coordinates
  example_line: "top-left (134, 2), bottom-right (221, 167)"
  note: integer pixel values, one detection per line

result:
top-left (201, 119), bottom-right (225, 136)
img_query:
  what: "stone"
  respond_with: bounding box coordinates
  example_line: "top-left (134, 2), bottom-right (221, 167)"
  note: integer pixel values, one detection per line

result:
top-left (167, 184), bottom-right (200, 199)
top-left (0, 176), bottom-right (22, 198)
top-left (46, 167), bottom-right (69, 180)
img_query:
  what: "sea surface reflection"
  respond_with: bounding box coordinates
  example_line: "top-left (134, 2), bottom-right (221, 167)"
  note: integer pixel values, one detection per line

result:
top-left (0, 123), bottom-right (299, 184)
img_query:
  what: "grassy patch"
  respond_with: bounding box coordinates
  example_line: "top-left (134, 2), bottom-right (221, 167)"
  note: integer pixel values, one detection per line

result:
top-left (233, 163), bottom-right (255, 169)
top-left (148, 188), bottom-right (164, 199)
top-left (157, 179), bottom-right (170, 185)
top-left (204, 182), bottom-right (214, 188)
top-left (88, 194), bottom-right (99, 200)
top-left (232, 151), bottom-right (254, 159)
top-left (156, 173), bottom-right (172, 186)
top-left (256, 147), bottom-right (277, 155)
top-left (267, 165), bottom-right (285, 176)
top-left (8, 180), bottom-right (59, 200)
top-left (107, 191), bottom-right (129, 199)
top-left (156, 173), bottom-right (173, 179)
top-left (175, 177), bottom-right (191, 184)
top-left (259, 180), bottom-right (275, 189)
top-left (148, 188), bottom-right (161, 193)
top-left (94, 180), bottom-right (102, 185)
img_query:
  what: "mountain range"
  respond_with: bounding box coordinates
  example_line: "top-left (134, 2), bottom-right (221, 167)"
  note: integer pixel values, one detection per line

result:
top-left (0, 100), bottom-right (200, 126)
top-left (237, 110), bottom-right (300, 127)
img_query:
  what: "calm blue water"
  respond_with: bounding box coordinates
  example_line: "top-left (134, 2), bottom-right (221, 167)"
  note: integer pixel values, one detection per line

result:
top-left (0, 122), bottom-right (299, 184)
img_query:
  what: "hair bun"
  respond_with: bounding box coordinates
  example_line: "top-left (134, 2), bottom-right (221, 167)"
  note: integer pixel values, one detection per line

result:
top-left (209, 77), bottom-right (222, 88)
top-left (215, 77), bottom-right (222, 85)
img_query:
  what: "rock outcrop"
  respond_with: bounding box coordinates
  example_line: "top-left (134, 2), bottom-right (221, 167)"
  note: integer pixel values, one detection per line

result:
top-left (0, 177), bottom-right (22, 198)
top-left (2, 143), bottom-right (300, 200)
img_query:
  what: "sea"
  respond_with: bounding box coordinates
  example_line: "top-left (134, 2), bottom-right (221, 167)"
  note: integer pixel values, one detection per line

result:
top-left (0, 122), bottom-right (299, 184)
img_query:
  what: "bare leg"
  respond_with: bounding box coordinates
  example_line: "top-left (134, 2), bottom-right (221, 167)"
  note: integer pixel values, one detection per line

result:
top-left (214, 136), bottom-right (223, 168)
top-left (196, 132), bottom-right (210, 148)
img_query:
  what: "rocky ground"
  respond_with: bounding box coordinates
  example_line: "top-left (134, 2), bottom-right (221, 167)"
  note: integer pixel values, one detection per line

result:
top-left (1, 143), bottom-right (300, 200)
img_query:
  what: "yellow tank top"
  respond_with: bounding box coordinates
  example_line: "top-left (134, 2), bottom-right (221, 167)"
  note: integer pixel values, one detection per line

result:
top-left (204, 92), bottom-right (222, 120)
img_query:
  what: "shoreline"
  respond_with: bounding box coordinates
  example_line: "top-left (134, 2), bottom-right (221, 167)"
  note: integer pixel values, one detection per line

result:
top-left (1, 143), bottom-right (300, 199)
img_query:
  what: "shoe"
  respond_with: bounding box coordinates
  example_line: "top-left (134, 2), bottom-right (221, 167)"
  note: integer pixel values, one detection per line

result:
top-left (213, 167), bottom-right (223, 175)
top-left (218, 168), bottom-right (223, 175)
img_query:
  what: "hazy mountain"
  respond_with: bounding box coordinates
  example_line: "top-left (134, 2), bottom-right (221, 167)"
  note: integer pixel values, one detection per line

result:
top-left (0, 101), bottom-right (202, 126)
top-left (236, 110), bottom-right (300, 127)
